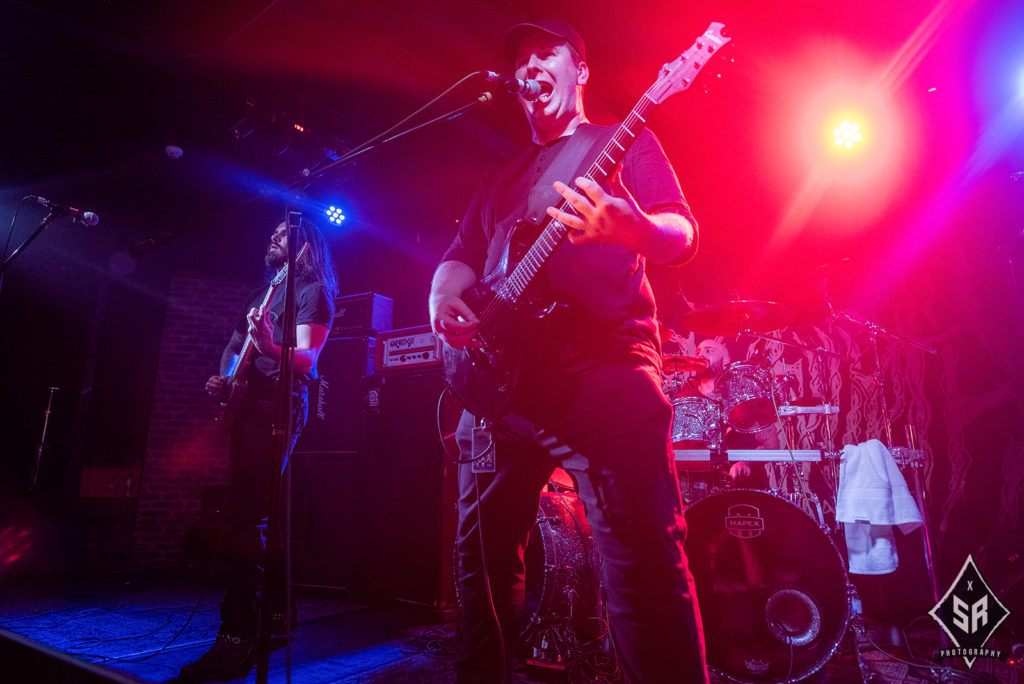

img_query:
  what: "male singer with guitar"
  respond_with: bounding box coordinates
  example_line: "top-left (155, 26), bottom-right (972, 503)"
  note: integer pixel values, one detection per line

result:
top-left (429, 19), bottom-right (708, 683)
top-left (177, 219), bottom-right (336, 682)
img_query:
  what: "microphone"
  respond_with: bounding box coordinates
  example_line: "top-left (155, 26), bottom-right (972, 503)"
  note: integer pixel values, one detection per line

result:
top-left (482, 71), bottom-right (543, 100)
top-left (29, 196), bottom-right (99, 226)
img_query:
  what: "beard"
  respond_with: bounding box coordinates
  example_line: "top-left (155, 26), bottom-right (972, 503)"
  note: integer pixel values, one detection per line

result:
top-left (697, 359), bottom-right (725, 380)
top-left (265, 245), bottom-right (286, 269)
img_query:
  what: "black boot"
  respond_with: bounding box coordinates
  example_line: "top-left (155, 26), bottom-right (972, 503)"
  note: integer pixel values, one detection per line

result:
top-left (175, 632), bottom-right (255, 683)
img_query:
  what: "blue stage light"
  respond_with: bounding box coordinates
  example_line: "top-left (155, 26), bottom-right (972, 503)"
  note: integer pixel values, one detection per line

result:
top-left (325, 205), bottom-right (346, 225)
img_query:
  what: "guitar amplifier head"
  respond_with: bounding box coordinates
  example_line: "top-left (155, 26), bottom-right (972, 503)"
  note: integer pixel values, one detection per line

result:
top-left (375, 325), bottom-right (442, 373)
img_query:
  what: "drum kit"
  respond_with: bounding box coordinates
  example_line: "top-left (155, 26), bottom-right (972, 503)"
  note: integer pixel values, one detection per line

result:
top-left (663, 298), bottom-right (854, 683)
top-left (662, 299), bottom-right (816, 449)
top-left (520, 281), bottom-right (941, 683)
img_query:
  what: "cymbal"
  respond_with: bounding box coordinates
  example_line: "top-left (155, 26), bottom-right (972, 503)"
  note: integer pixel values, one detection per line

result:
top-left (663, 355), bottom-right (708, 373)
top-left (811, 256), bottom-right (853, 281)
top-left (675, 300), bottom-right (796, 336)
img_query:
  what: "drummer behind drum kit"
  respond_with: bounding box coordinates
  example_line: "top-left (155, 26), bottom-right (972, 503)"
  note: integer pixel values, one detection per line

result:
top-left (663, 299), bottom-right (856, 684)
top-left (518, 291), bottom-right (939, 682)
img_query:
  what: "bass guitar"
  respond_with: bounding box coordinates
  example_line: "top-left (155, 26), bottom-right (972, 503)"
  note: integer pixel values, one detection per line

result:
top-left (443, 22), bottom-right (731, 419)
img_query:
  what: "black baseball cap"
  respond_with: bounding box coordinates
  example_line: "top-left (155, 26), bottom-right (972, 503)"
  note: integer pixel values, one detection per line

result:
top-left (501, 19), bottom-right (587, 64)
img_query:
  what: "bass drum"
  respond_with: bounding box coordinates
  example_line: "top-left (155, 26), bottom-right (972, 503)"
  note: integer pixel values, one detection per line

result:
top-left (520, 492), bottom-right (604, 668)
top-left (684, 489), bottom-right (849, 683)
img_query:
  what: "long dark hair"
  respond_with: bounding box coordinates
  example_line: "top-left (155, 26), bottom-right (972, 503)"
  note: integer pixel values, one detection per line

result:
top-left (295, 219), bottom-right (338, 299)
top-left (269, 218), bottom-right (338, 299)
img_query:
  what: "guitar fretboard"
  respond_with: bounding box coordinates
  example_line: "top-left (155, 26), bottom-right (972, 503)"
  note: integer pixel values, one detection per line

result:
top-left (481, 95), bottom-right (660, 327)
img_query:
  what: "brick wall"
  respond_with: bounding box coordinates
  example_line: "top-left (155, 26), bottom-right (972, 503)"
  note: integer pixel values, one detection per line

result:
top-left (131, 274), bottom-right (252, 568)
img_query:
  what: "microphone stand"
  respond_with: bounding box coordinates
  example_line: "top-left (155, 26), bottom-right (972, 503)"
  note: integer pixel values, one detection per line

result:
top-left (254, 210), bottom-right (301, 684)
top-left (1, 210), bottom-right (59, 276)
top-left (30, 386), bottom-right (60, 490)
top-left (127, 86), bottom-right (496, 258)
top-left (302, 93), bottom-right (493, 184)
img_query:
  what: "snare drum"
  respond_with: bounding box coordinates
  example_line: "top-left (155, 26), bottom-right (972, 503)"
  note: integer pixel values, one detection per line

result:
top-left (715, 362), bottom-right (777, 433)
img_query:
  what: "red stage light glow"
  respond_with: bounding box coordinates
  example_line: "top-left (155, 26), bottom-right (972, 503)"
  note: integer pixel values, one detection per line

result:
top-left (758, 0), bottom-right (975, 272)
top-left (0, 527), bottom-right (32, 573)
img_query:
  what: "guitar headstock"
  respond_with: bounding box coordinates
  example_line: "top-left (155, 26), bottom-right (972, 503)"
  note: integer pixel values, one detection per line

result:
top-left (647, 22), bottom-right (731, 104)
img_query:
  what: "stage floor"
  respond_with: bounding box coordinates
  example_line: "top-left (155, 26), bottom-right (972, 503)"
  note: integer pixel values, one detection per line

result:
top-left (0, 571), bottom-right (1012, 683)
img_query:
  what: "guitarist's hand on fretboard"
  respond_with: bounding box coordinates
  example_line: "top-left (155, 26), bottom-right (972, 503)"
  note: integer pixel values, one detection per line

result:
top-left (548, 176), bottom-right (644, 249)
top-left (206, 375), bottom-right (229, 401)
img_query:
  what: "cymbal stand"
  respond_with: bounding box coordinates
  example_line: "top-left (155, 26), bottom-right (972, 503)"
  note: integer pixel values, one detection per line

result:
top-left (741, 329), bottom-right (849, 493)
top-left (869, 328), bottom-right (894, 448)
top-left (826, 308), bottom-right (938, 449)
top-left (903, 426), bottom-right (941, 600)
top-left (740, 329), bottom-right (852, 362)
top-left (827, 307), bottom-right (946, 647)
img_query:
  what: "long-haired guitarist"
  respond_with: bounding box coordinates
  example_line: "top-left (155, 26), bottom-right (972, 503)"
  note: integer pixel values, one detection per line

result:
top-left (429, 19), bottom-right (707, 683)
top-left (178, 218), bottom-right (337, 682)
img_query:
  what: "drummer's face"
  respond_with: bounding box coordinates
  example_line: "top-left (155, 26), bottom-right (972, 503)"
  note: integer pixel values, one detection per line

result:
top-left (697, 340), bottom-right (729, 376)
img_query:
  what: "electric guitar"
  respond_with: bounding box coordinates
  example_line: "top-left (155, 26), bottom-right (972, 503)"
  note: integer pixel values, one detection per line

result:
top-left (443, 22), bottom-right (731, 419)
top-left (216, 242), bottom-right (310, 433)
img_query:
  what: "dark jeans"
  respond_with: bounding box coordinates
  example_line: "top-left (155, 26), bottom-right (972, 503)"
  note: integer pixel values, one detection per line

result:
top-left (453, 362), bottom-right (707, 683)
top-left (220, 386), bottom-right (307, 638)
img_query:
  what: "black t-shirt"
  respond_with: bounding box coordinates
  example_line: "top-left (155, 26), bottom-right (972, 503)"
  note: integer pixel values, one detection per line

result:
top-left (234, 275), bottom-right (335, 388)
top-left (442, 123), bottom-right (696, 372)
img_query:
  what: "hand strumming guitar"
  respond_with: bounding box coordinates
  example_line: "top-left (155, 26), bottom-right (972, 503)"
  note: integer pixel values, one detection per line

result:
top-left (429, 260), bottom-right (480, 350)
top-left (206, 375), bottom-right (229, 400)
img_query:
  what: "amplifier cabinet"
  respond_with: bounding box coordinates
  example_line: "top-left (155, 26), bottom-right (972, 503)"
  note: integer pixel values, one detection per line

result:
top-left (357, 371), bottom-right (457, 609)
top-left (330, 292), bottom-right (393, 338)
top-left (295, 336), bottom-right (375, 455)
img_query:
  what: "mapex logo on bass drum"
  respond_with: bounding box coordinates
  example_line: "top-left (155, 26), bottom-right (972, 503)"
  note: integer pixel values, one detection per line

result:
top-left (725, 503), bottom-right (765, 539)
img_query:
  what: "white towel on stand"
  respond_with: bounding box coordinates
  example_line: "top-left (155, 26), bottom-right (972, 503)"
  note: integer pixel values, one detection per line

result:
top-left (836, 439), bottom-right (923, 574)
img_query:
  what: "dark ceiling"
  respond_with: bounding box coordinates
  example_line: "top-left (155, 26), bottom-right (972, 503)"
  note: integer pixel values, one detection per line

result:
top-left (2, 0), bottom-right (1023, 316)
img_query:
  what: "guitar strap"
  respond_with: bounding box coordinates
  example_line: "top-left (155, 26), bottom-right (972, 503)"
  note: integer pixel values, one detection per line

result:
top-left (522, 124), bottom-right (614, 226)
